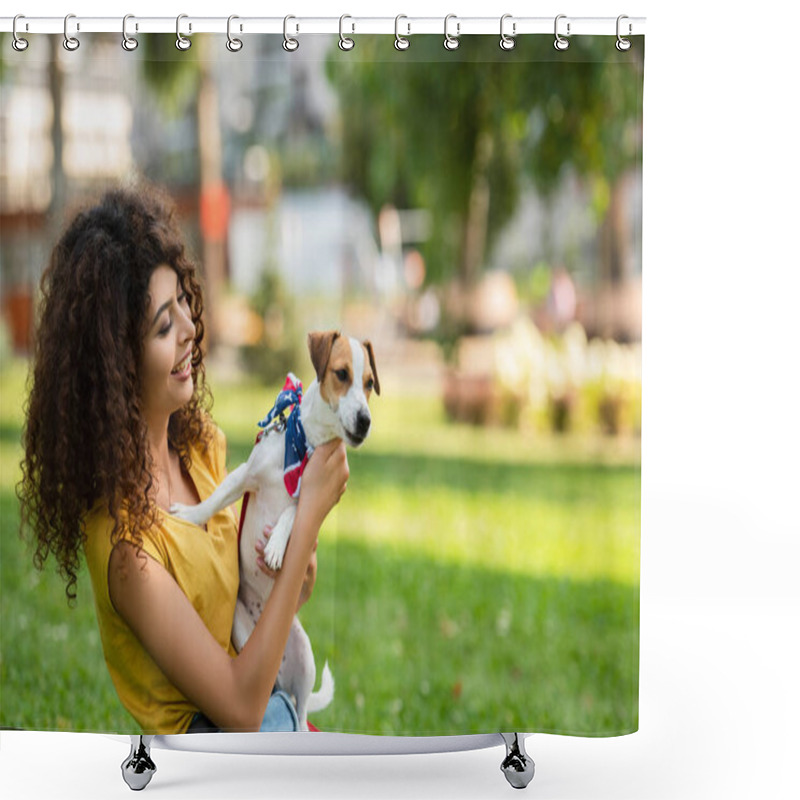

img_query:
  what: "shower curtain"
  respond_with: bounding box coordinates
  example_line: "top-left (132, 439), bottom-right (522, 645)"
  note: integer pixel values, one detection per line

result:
top-left (0, 23), bottom-right (643, 739)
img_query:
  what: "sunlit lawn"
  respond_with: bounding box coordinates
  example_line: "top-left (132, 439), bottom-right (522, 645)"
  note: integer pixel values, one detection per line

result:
top-left (1, 359), bottom-right (639, 735)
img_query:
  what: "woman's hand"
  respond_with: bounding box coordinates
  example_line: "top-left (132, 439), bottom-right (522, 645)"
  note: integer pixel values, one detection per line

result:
top-left (296, 439), bottom-right (349, 531)
top-left (256, 526), bottom-right (317, 611)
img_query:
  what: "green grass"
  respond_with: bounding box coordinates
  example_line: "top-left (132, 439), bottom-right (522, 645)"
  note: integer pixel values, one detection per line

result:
top-left (1, 359), bottom-right (640, 735)
top-left (302, 540), bottom-right (638, 736)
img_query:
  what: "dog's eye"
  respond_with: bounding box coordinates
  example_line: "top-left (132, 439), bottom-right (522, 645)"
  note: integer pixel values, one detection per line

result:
top-left (335, 369), bottom-right (349, 383)
top-left (365, 378), bottom-right (374, 391)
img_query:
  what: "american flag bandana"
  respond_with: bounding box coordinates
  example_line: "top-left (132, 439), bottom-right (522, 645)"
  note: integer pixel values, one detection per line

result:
top-left (257, 373), bottom-right (314, 499)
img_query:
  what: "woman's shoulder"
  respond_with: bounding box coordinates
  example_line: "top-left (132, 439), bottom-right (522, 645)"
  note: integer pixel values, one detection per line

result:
top-left (84, 500), bottom-right (114, 547)
top-left (83, 501), bottom-right (133, 572)
top-left (84, 497), bottom-right (172, 577)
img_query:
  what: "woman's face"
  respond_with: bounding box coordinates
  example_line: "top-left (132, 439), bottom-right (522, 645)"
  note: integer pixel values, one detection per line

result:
top-left (140, 264), bottom-right (196, 427)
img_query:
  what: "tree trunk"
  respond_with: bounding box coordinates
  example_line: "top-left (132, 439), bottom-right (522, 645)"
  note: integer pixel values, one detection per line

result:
top-left (47, 36), bottom-right (66, 251)
top-left (599, 173), bottom-right (632, 286)
top-left (460, 129), bottom-right (494, 289)
top-left (196, 37), bottom-right (226, 351)
top-left (595, 173), bottom-right (634, 338)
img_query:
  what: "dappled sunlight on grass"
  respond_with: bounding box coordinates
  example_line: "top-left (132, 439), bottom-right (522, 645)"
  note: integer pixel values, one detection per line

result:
top-left (304, 538), bottom-right (639, 736)
top-left (336, 454), bottom-right (640, 584)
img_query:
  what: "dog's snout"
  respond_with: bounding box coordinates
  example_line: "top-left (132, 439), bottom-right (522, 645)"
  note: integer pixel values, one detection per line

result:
top-left (355, 411), bottom-right (371, 438)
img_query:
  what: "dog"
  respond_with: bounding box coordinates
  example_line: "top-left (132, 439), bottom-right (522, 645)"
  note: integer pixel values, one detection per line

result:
top-left (170, 331), bottom-right (379, 730)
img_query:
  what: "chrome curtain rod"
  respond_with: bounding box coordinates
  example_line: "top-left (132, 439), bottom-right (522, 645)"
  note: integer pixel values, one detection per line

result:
top-left (1, 15), bottom-right (646, 38)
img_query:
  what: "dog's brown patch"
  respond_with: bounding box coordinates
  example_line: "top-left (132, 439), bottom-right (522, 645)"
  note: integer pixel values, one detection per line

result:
top-left (307, 332), bottom-right (379, 406)
top-left (322, 336), bottom-right (355, 408)
top-left (307, 330), bottom-right (340, 399)
top-left (363, 341), bottom-right (380, 396)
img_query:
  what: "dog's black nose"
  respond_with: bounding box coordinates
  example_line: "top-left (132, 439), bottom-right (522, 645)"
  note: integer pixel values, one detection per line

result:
top-left (355, 411), bottom-right (371, 439)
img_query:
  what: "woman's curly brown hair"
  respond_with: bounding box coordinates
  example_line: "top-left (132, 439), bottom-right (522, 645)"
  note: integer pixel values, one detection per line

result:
top-left (18, 183), bottom-right (212, 604)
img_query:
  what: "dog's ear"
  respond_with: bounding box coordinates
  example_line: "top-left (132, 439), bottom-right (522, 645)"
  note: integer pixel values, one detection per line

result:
top-left (307, 331), bottom-right (340, 383)
top-left (363, 340), bottom-right (380, 396)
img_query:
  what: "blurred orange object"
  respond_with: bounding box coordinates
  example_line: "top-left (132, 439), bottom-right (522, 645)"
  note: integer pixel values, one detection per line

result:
top-left (199, 181), bottom-right (231, 243)
top-left (3, 287), bottom-right (33, 353)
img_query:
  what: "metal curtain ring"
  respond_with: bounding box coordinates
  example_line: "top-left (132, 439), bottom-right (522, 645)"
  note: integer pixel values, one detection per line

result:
top-left (444, 14), bottom-right (460, 51)
top-left (227, 15), bottom-right (243, 52)
top-left (176, 14), bottom-right (192, 50)
top-left (394, 15), bottom-right (410, 51)
top-left (12, 15), bottom-right (29, 52)
top-left (616, 15), bottom-right (632, 51)
top-left (63, 14), bottom-right (80, 51)
top-left (499, 14), bottom-right (516, 51)
top-left (283, 15), bottom-right (299, 51)
top-left (339, 15), bottom-right (355, 51)
top-left (122, 14), bottom-right (138, 51)
top-left (554, 14), bottom-right (570, 51)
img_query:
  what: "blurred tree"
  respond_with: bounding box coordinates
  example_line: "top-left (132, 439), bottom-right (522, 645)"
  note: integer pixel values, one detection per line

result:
top-left (0, 37), bottom-right (67, 270)
top-left (0, 36), bottom-right (64, 354)
top-left (328, 37), bottom-right (523, 289)
top-left (327, 35), bottom-right (643, 291)
top-left (525, 40), bottom-right (644, 286)
top-left (141, 35), bottom-right (227, 349)
top-left (45, 37), bottom-right (66, 264)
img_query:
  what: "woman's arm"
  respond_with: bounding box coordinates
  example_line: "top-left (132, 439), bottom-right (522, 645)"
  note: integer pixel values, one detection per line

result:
top-left (109, 439), bottom-right (348, 731)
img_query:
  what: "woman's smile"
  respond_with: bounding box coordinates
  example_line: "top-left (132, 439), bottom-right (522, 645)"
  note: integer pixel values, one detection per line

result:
top-left (171, 350), bottom-right (193, 380)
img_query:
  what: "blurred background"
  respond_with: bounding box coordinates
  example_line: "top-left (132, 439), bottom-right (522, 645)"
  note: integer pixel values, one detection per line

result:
top-left (1, 34), bottom-right (642, 735)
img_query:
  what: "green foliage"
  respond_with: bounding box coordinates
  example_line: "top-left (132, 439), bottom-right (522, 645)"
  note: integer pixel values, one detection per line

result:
top-left (328, 37), bottom-right (525, 285)
top-left (0, 34), bottom-right (7, 80)
top-left (140, 35), bottom-right (201, 118)
top-left (523, 39), bottom-right (644, 212)
top-left (326, 36), bottom-right (644, 283)
top-left (240, 270), bottom-right (304, 385)
top-left (280, 135), bottom-right (339, 188)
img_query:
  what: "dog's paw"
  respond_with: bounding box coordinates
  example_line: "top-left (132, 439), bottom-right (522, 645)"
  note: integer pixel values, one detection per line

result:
top-left (263, 536), bottom-right (286, 571)
top-left (169, 502), bottom-right (188, 517)
top-left (169, 502), bottom-right (205, 526)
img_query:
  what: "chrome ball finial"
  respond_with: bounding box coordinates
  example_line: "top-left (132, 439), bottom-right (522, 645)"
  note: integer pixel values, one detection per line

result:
top-left (500, 733), bottom-right (535, 789)
top-left (121, 736), bottom-right (157, 791)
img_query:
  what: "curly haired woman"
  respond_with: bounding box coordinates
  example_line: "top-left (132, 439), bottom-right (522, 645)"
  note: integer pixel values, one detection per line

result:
top-left (18, 183), bottom-right (348, 734)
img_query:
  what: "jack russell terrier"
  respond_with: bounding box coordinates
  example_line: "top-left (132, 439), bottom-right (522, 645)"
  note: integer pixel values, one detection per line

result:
top-left (170, 331), bottom-right (379, 731)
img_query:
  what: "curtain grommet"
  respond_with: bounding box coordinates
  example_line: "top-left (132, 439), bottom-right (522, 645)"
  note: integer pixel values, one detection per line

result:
top-left (122, 14), bottom-right (138, 51)
top-left (616, 15), bottom-right (632, 51)
top-left (226, 15), bottom-right (243, 52)
top-left (63, 13), bottom-right (80, 51)
top-left (12, 15), bottom-right (29, 52)
top-left (499, 14), bottom-right (516, 51)
top-left (444, 14), bottom-right (460, 51)
top-left (339, 14), bottom-right (355, 51)
top-left (176, 14), bottom-right (192, 51)
top-left (283, 15), bottom-right (299, 52)
top-left (554, 15), bottom-right (570, 51)
top-left (394, 15), bottom-right (411, 51)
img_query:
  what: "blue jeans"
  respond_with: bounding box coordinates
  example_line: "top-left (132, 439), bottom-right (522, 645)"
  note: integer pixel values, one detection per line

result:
top-left (259, 689), bottom-right (299, 732)
top-left (188, 689), bottom-right (299, 733)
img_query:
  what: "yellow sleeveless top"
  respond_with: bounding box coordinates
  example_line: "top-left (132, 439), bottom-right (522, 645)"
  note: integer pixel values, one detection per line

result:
top-left (84, 427), bottom-right (239, 734)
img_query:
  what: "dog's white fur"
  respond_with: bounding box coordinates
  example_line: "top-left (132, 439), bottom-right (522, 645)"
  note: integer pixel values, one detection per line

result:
top-left (170, 332), bottom-right (378, 731)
